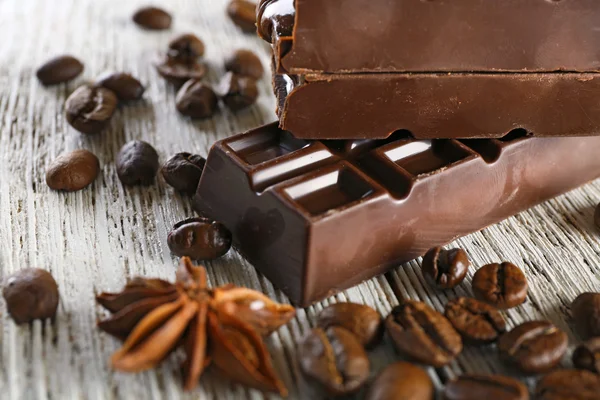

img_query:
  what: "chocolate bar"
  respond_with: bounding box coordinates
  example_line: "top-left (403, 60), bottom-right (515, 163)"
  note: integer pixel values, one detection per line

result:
top-left (193, 123), bottom-right (600, 306)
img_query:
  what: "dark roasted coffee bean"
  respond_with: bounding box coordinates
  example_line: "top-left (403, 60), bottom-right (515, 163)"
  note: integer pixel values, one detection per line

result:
top-left (216, 72), bottom-right (258, 111)
top-left (116, 140), bottom-right (159, 186)
top-left (46, 149), bottom-right (100, 192)
top-left (3, 269), bottom-right (59, 324)
top-left (226, 0), bottom-right (257, 33)
top-left (498, 320), bottom-right (568, 374)
top-left (36, 55), bottom-right (84, 86)
top-left (168, 33), bottom-right (205, 61)
top-left (366, 362), bottom-right (434, 400)
top-left (572, 292), bottom-right (600, 339)
top-left (535, 369), bottom-right (600, 400)
top-left (155, 56), bottom-right (207, 87)
top-left (175, 79), bottom-right (218, 119)
top-left (161, 152), bottom-right (206, 194)
top-left (317, 303), bottom-right (383, 349)
top-left (444, 297), bottom-right (506, 344)
top-left (224, 49), bottom-right (264, 80)
top-left (132, 6), bottom-right (172, 30)
top-left (167, 217), bottom-right (232, 260)
top-left (298, 326), bottom-right (370, 396)
top-left (385, 300), bottom-right (462, 367)
top-left (595, 203), bottom-right (600, 229)
top-left (472, 262), bottom-right (528, 309)
top-left (422, 246), bottom-right (470, 289)
top-left (65, 85), bottom-right (118, 135)
top-left (443, 374), bottom-right (528, 400)
top-left (96, 72), bottom-right (145, 101)
top-left (572, 337), bottom-right (600, 373)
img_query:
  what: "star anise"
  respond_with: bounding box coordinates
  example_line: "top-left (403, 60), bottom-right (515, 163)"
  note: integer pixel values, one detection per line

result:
top-left (96, 257), bottom-right (295, 395)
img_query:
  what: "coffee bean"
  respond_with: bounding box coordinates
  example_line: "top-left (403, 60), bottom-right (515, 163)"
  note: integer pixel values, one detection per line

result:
top-left (161, 153), bottom-right (206, 194)
top-left (168, 33), bottom-right (205, 61)
top-left (443, 374), bottom-right (528, 400)
top-left (472, 262), bottom-right (528, 309)
top-left (498, 320), bottom-right (568, 374)
top-left (594, 202), bottom-right (600, 229)
top-left (317, 303), bottom-right (383, 349)
top-left (571, 292), bottom-right (600, 339)
top-left (175, 79), bottom-right (218, 119)
top-left (96, 72), bottom-right (145, 101)
top-left (46, 149), bottom-right (100, 192)
top-left (444, 297), bottom-right (506, 345)
top-left (155, 56), bottom-right (207, 87)
top-left (298, 326), bottom-right (370, 396)
top-left (132, 6), bottom-right (172, 30)
top-left (422, 247), bottom-right (470, 289)
top-left (36, 55), bottom-right (84, 86)
top-left (65, 85), bottom-right (118, 135)
top-left (224, 49), bottom-right (264, 80)
top-left (167, 217), bottom-right (232, 260)
top-left (385, 300), bottom-right (462, 367)
top-left (226, 0), bottom-right (257, 33)
top-left (3, 269), bottom-right (59, 324)
top-left (366, 362), bottom-right (434, 400)
top-left (535, 369), bottom-right (600, 400)
top-left (116, 140), bottom-right (159, 186)
top-left (216, 72), bottom-right (258, 111)
top-left (572, 337), bottom-right (600, 373)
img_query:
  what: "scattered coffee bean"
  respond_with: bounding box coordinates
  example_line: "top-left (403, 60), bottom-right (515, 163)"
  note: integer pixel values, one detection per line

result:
top-left (316, 303), bottom-right (383, 349)
top-left (3, 268), bottom-right (59, 324)
top-left (571, 292), bottom-right (600, 339)
top-left (224, 49), bottom-right (264, 80)
top-left (366, 362), bottom-right (434, 400)
top-left (155, 56), bottom-right (207, 87)
top-left (132, 6), bottom-right (172, 30)
top-left (535, 369), bottom-right (600, 400)
top-left (572, 337), bottom-right (600, 373)
top-left (65, 85), bottom-right (118, 135)
top-left (175, 79), bottom-right (218, 119)
top-left (298, 326), bottom-right (370, 396)
top-left (472, 262), bottom-right (528, 309)
top-left (161, 152), bottom-right (206, 194)
top-left (216, 72), bottom-right (258, 111)
top-left (385, 300), bottom-right (462, 367)
top-left (168, 33), bottom-right (205, 61)
top-left (36, 55), bottom-right (84, 86)
top-left (226, 0), bottom-right (257, 33)
top-left (96, 72), bottom-right (145, 101)
top-left (498, 320), bottom-right (568, 374)
top-left (443, 374), bottom-right (528, 400)
top-left (422, 246), bottom-right (470, 289)
top-left (444, 297), bottom-right (506, 345)
top-left (594, 202), bottom-right (600, 229)
top-left (46, 149), bottom-right (100, 192)
top-left (116, 140), bottom-right (159, 186)
top-left (167, 217), bottom-right (232, 260)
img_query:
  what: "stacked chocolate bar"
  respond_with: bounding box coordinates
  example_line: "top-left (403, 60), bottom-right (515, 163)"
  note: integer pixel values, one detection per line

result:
top-left (195, 0), bottom-right (600, 306)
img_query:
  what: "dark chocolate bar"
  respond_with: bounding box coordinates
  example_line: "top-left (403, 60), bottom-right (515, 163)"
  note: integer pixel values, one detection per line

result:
top-left (194, 122), bottom-right (600, 306)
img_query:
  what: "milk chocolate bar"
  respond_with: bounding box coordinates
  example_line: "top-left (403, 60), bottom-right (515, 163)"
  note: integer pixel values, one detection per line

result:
top-left (193, 123), bottom-right (600, 306)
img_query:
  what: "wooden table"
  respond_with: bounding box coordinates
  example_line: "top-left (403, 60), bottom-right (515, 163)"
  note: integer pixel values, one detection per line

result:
top-left (2, 0), bottom-right (600, 398)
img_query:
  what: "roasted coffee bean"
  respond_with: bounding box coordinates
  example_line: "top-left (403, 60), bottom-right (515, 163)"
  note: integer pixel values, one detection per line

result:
top-left (3, 269), bottom-right (59, 324)
top-left (422, 246), bottom-right (470, 289)
top-left (132, 6), bottom-right (172, 30)
top-left (366, 362), bottom-right (434, 400)
top-left (472, 262), bottom-right (528, 309)
top-left (498, 320), bottom-right (568, 374)
top-left (571, 292), bottom-right (600, 339)
top-left (316, 303), bottom-right (383, 349)
top-left (96, 72), bottom-right (144, 101)
top-left (443, 374), bottom-right (528, 400)
top-left (298, 326), bottom-right (370, 396)
top-left (572, 337), bottom-right (600, 373)
top-left (161, 153), bottom-right (206, 194)
top-left (46, 149), bottom-right (100, 192)
top-left (216, 72), bottom-right (258, 111)
top-left (168, 33), bottom-right (205, 61)
top-left (226, 0), bottom-right (257, 33)
top-left (385, 300), bottom-right (462, 367)
top-left (36, 55), bottom-right (84, 86)
top-left (535, 369), bottom-right (600, 400)
top-left (116, 140), bottom-right (159, 186)
top-left (155, 56), bottom-right (207, 87)
top-left (65, 85), bottom-right (118, 135)
top-left (595, 202), bottom-right (600, 229)
top-left (175, 79), bottom-right (218, 119)
top-left (167, 217), bottom-right (232, 260)
top-left (444, 297), bottom-right (506, 344)
top-left (224, 49), bottom-right (264, 80)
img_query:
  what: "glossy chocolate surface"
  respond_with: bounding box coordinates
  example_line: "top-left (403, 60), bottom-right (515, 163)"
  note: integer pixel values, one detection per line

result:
top-left (194, 123), bottom-right (600, 306)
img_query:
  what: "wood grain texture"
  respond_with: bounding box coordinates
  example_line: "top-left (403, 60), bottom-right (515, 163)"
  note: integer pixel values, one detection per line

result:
top-left (0, 0), bottom-right (599, 399)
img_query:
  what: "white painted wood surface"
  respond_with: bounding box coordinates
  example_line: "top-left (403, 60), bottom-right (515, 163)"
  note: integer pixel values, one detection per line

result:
top-left (1, 0), bottom-right (599, 398)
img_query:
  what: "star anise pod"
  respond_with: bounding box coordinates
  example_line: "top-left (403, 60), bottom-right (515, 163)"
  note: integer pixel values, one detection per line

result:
top-left (96, 257), bottom-right (295, 394)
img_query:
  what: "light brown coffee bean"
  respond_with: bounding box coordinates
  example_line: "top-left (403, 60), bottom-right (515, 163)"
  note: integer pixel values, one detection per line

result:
top-left (46, 149), bottom-right (100, 191)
